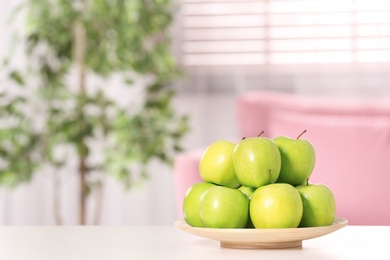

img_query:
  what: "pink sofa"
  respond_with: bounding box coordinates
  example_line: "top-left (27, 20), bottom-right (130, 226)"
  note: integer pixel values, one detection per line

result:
top-left (174, 91), bottom-right (390, 225)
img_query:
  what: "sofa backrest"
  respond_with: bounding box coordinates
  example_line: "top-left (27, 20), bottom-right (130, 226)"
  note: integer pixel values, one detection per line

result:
top-left (236, 91), bottom-right (390, 138)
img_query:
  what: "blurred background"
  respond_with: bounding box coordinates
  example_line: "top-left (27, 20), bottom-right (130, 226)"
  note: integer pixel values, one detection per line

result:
top-left (1, 0), bottom-right (389, 225)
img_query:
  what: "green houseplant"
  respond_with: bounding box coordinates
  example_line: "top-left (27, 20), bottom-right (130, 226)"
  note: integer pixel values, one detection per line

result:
top-left (0, 0), bottom-right (188, 225)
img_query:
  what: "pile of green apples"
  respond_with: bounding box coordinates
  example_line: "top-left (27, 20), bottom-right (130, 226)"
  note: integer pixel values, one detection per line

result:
top-left (183, 130), bottom-right (336, 229)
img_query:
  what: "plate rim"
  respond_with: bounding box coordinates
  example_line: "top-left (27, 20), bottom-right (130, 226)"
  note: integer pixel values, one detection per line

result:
top-left (175, 216), bottom-right (348, 244)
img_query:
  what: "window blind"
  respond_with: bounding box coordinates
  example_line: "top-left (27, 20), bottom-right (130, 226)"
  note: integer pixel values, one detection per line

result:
top-left (180, 0), bottom-right (390, 66)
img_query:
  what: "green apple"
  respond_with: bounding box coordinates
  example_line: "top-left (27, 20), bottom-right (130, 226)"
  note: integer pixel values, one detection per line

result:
top-left (296, 182), bottom-right (336, 227)
top-left (199, 140), bottom-right (240, 188)
top-left (183, 182), bottom-right (215, 227)
top-left (274, 130), bottom-right (316, 186)
top-left (250, 183), bottom-right (303, 228)
top-left (233, 135), bottom-right (281, 188)
top-left (200, 186), bottom-right (249, 228)
top-left (239, 186), bottom-right (256, 228)
top-left (239, 186), bottom-right (256, 200)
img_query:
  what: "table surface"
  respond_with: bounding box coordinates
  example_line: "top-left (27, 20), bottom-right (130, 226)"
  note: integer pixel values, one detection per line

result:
top-left (0, 224), bottom-right (389, 260)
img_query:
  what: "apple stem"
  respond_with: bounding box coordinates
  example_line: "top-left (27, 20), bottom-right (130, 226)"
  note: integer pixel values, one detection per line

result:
top-left (306, 179), bottom-right (309, 186)
top-left (232, 183), bottom-right (242, 189)
top-left (269, 169), bottom-right (274, 184)
top-left (297, 130), bottom-right (307, 140)
top-left (242, 137), bottom-right (246, 140)
top-left (257, 131), bottom-right (265, 137)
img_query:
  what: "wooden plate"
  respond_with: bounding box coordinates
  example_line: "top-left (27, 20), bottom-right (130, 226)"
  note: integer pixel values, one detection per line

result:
top-left (175, 217), bottom-right (348, 249)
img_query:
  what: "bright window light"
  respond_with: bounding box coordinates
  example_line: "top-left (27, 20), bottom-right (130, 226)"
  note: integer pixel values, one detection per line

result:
top-left (184, 53), bottom-right (266, 66)
top-left (180, 0), bottom-right (390, 66)
top-left (184, 28), bottom-right (265, 41)
top-left (182, 2), bottom-right (265, 15)
top-left (269, 0), bottom-right (353, 13)
top-left (270, 52), bottom-right (353, 64)
top-left (357, 51), bottom-right (390, 62)
top-left (184, 15), bottom-right (264, 28)
top-left (269, 26), bottom-right (353, 39)
top-left (184, 40), bottom-right (265, 53)
top-left (269, 39), bottom-right (353, 52)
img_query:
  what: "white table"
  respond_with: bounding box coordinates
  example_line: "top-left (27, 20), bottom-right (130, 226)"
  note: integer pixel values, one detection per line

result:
top-left (0, 225), bottom-right (389, 260)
